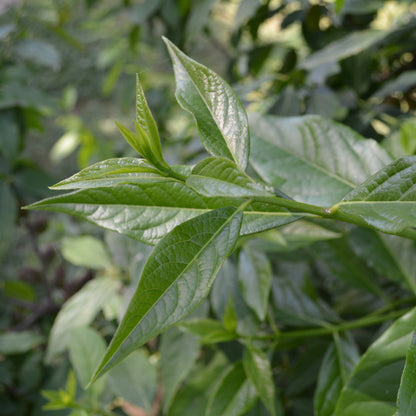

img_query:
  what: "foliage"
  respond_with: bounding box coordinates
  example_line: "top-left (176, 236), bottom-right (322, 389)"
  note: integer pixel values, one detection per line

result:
top-left (2, 1), bottom-right (416, 416)
top-left (29, 31), bottom-right (416, 416)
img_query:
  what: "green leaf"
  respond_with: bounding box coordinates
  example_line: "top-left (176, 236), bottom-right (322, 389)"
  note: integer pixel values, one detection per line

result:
top-left (46, 277), bottom-right (120, 363)
top-left (350, 229), bottom-right (416, 294)
top-left (116, 120), bottom-right (168, 169)
top-left (179, 319), bottom-right (236, 344)
top-left (169, 352), bottom-right (229, 416)
top-left (90, 206), bottom-right (243, 382)
top-left (160, 327), bottom-right (200, 412)
top-left (61, 235), bottom-right (112, 269)
top-left (107, 349), bottom-right (157, 413)
top-left (314, 336), bottom-right (360, 416)
top-left (187, 157), bottom-right (272, 197)
top-left (272, 263), bottom-right (338, 327)
top-left (0, 331), bottom-right (44, 354)
top-left (135, 74), bottom-right (164, 158)
top-left (397, 330), bottom-right (416, 415)
top-left (334, 157), bottom-right (416, 235)
top-left (223, 296), bottom-right (238, 332)
top-left (51, 157), bottom-right (164, 189)
top-left (300, 30), bottom-right (389, 70)
top-left (372, 70), bottom-right (416, 99)
top-left (28, 182), bottom-right (213, 245)
top-left (68, 327), bottom-right (107, 400)
top-left (28, 182), bottom-right (299, 245)
top-left (0, 182), bottom-right (17, 259)
top-left (15, 39), bottom-right (61, 71)
top-left (243, 345), bottom-right (276, 416)
top-left (238, 245), bottom-right (272, 321)
top-left (211, 260), bottom-right (260, 336)
top-left (249, 113), bottom-right (391, 206)
top-left (163, 37), bottom-right (249, 170)
top-left (314, 237), bottom-right (383, 295)
top-left (185, 0), bottom-right (217, 42)
top-left (0, 110), bottom-right (20, 162)
top-left (334, 307), bottom-right (416, 416)
top-left (205, 361), bottom-right (258, 416)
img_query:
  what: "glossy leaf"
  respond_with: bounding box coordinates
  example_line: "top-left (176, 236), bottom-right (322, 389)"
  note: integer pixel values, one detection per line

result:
top-left (160, 327), bottom-right (200, 412)
top-left (238, 245), bottom-right (272, 321)
top-left (314, 336), bottom-right (360, 416)
top-left (334, 307), bottom-right (416, 416)
top-left (51, 158), bottom-right (164, 189)
top-left (205, 361), bottom-right (258, 416)
top-left (135, 74), bottom-right (161, 154)
top-left (164, 37), bottom-right (249, 170)
top-left (28, 182), bottom-right (299, 245)
top-left (243, 345), bottom-right (276, 416)
top-left (90, 206), bottom-right (243, 382)
top-left (46, 277), bottom-right (120, 363)
top-left (187, 156), bottom-right (272, 197)
top-left (397, 330), bottom-right (416, 415)
top-left (249, 113), bottom-right (391, 206)
top-left (334, 157), bottom-right (416, 234)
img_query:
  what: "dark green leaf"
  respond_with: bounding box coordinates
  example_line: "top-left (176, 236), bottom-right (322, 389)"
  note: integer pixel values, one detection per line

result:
top-left (90, 206), bottom-right (243, 382)
top-left (28, 182), bottom-right (299, 245)
top-left (0, 182), bottom-right (17, 259)
top-left (0, 110), bottom-right (20, 162)
top-left (243, 345), bottom-right (276, 416)
top-left (350, 229), bottom-right (416, 294)
top-left (249, 113), bottom-right (391, 206)
top-left (314, 336), bottom-right (360, 416)
top-left (397, 330), bottom-right (416, 415)
top-left (334, 157), bottom-right (416, 235)
top-left (164, 37), bottom-right (249, 170)
top-left (206, 361), bottom-right (258, 416)
top-left (187, 156), bottom-right (272, 197)
top-left (179, 319), bottom-right (236, 344)
top-left (272, 263), bottom-right (338, 327)
top-left (334, 307), bottom-right (416, 416)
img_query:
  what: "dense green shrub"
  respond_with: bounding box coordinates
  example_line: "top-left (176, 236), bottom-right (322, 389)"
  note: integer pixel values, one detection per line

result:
top-left (2, 1), bottom-right (416, 415)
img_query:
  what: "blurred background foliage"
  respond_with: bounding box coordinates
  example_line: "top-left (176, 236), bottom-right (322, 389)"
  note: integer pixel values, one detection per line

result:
top-left (1, 0), bottom-right (416, 415)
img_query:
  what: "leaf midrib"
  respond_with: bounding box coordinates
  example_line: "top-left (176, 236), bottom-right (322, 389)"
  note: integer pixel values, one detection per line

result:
top-left (174, 50), bottom-right (237, 164)
top-left (102, 207), bottom-right (242, 371)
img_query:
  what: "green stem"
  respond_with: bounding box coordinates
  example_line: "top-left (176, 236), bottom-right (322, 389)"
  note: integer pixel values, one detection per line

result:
top-left (244, 308), bottom-right (410, 342)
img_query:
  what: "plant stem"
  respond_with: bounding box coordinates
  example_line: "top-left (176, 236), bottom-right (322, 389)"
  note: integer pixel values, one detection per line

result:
top-left (244, 308), bottom-right (410, 342)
